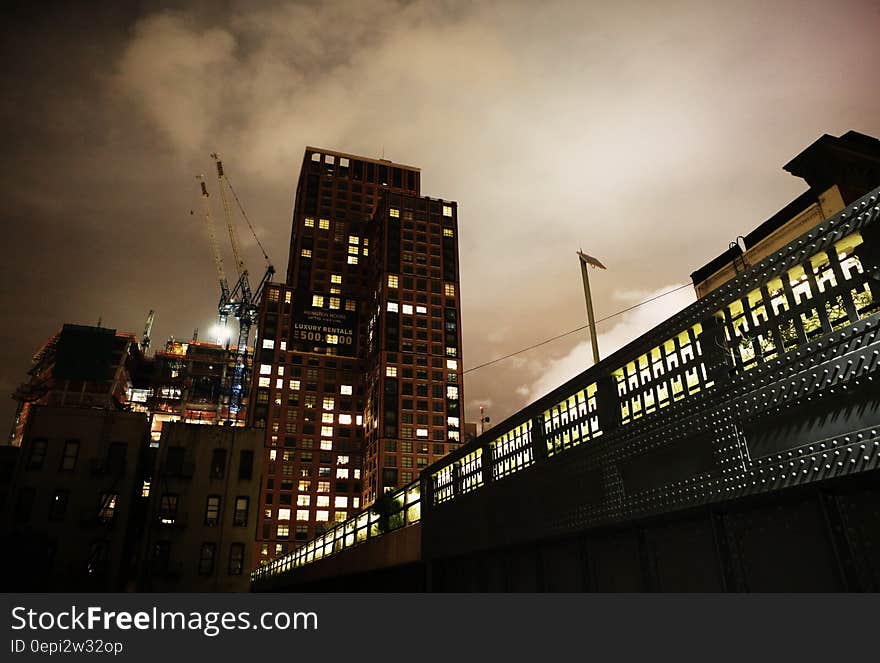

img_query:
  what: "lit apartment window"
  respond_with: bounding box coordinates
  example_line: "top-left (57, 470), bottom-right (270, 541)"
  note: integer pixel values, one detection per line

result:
top-left (289, 379), bottom-right (300, 391)
top-left (298, 480), bottom-right (311, 492)
top-left (318, 481), bottom-right (330, 492)
top-left (447, 385), bottom-right (459, 399)
top-left (335, 496), bottom-right (348, 508)
top-left (320, 439), bottom-right (333, 451)
top-left (402, 304), bottom-right (414, 315)
top-left (304, 217), bottom-right (315, 227)
top-left (386, 366), bottom-right (397, 377)
top-left (353, 497), bottom-right (361, 508)
top-left (296, 510), bottom-right (309, 521)
top-left (205, 495), bottom-right (221, 526)
top-left (318, 218), bottom-right (330, 230)
top-left (316, 510), bottom-right (329, 522)
top-left (346, 300), bottom-right (356, 311)
top-left (348, 256), bottom-right (358, 265)
top-left (416, 428), bottom-right (428, 438)
top-left (443, 227), bottom-right (454, 237)
top-left (416, 305), bottom-right (427, 314)
top-left (356, 415), bottom-right (363, 426)
top-left (348, 235), bottom-right (359, 244)
top-left (260, 364), bottom-right (271, 375)
top-left (277, 366), bottom-right (284, 376)
top-left (297, 495), bottom-right (310, 506)
top-left (233, 496), bottom-right (249, 527)
top-left (301, 249), bottom-right (312, 257)
top-left (331, 274), bottom-right (342, 284)
top-left (387, 302), bottom-right (399, 313)
top-left (268, 288), bottom-right (279, 302)
top-left (329, 297), bottom-right (340, 309)
top-left (362, 248), bottom-right (369, 256)
top-left (388, 275), bottom-right (399, 288)
top-left (338, 414), bottom-right (352, 425)
top-left (390, 209), bottom-right (400, 218)
top-left (336, 468), bottom-right (349, 479)
top-left (278, 508), bottom-right (291, 521)
top-left (340, 384), bottom-right (352, 395)
top-left (284, 292), bottom-right (291, 304)
top-left (354, 469), bottom-right (361, 479)
top-left (312, 295), bottom-right (324, 307)
top-left (322, 412), bottom-right (334, 424)
top-left (446, 347), bottom-right (457, 357)
top-left (276, 379), bottom-right (283, 389)
top-left (446, 359), bottom-right (458, 370)
top-left (334, 512), bottom-right (347, 523)
top-left (277, 524), bottom-right (289, 540)
top-left (444, 283), bottom-right (455, 297)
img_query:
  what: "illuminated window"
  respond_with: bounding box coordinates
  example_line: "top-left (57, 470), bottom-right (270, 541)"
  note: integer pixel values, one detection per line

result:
top-left (289, 380), bottom-right (301, 391)
top-left (348, 256), bottom-right (358, 265)
top-left (297, 495), bottom-right (310, 506)
top-left (277, 524), bottom-right (289, 539)
top-left (329, 297), bottom-right (340, 309)
top-left (275, 379), bottom-right (283, 389)
top-left (356, 415), bottom-right (363, 426)
top-left (388, 275), bottom-right (399, 288)
top-left (446, 359), bottom-right (458, 370)
top-left (336, 468), bottom-right (349, 479)
top-left (330, 287), bottom-right (340, 295)
top-left (262, 339), bottom-right (275, 349)
top-left (362, 248), bottom-right (369, 256)
top-left (259, 377), bottom-right (271, 387)
top-left (390, 208), bottom-right (400, 218)
top-left (284, 292), bottom-right (291, 304)
top-left (331, 274), bottom-right (342, 284)
top-left (443, 227), bottom-right (454, 237)
top-left (338, 414), bottom-right (352, 425)
top-left (444, 283), bottom-right (455, 297)
top-left (386, 366), bottom-right (397, 377)
top-left (442, 205), bottom-right (452, 217)
top-left (402, 304), bottom-right (413, 315)
top-left (323, 397), bottom-right (335, 410)
top-left (304, 217), bottom-right (315, 227)
top-left (296, 509), bottom-right (309, 521)
top-left (260, 364), bottom-right (272, 375)
top-left (334, 512), bottom-right (347, 523)
top-left (348, 245), bottom-right (359, 255)
top-left (348, 235), bottom-right (359, 245)
top-left (312, 295), bottom-right (324, 307)
top-left (354, 469), bottom-right (361, 479)
top-left (321, 426), bottom-right (333, 438)
top-left (416, 305), bottom-right (427, 314)
top-left (301, 249), bottom-right (312, 257)
top-left (340, 384), bottom-right (352, 395)
top-left (277, 366), bottom-right (284, 376)
top-left (269, 450), bottom-right (278, 461)
top-left (335, 496), bottom-right (348, 508)
top-left (387, 302), bottom-right (399, 313)
top-left (326, 334), bottom-right (338, 344)
top-left (316, 510), bottom-right (329, 522)
top-left (416, 428), bottom-right (428, 437)
top-left (317, 496), bottom-right (330, 507)
top-left (322, 413), bottom-right (334, 424)
top-left (298, 480), bottom-right (311, 491)
top-left (320, 440), bottom-right (333, 451)
top-left (346, 300), bottom-right (356, 311)
top-left (319, 218), bottom-right (330, 230)
top-left (278, 508), bottom-right (291, 521)
top-left (318, 481), bottom-right (330, 492)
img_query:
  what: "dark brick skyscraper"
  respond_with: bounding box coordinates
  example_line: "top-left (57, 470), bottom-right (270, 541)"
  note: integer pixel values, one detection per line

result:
top-left (249, 148), bottom-right (463, 564)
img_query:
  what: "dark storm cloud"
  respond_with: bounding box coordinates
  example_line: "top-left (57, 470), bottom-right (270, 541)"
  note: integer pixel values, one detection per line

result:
top-left (2, 0), bottom-right (880, 430)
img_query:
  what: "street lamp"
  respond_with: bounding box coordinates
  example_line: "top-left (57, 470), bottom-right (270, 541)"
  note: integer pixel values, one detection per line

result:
top-left (577, 250), bottom-right (606, 366)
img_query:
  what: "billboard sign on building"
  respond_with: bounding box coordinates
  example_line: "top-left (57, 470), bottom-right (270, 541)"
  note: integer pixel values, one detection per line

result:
top-left (291, 295), bottom-right (358, 357)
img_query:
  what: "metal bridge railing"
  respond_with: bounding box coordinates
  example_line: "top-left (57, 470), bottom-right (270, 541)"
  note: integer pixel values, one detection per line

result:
top-left (252, 185), bottom-right (880, 584)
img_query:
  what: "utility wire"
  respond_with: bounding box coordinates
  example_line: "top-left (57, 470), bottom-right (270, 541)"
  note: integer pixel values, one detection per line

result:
top-left (463, 282), bottom-right (694, 375)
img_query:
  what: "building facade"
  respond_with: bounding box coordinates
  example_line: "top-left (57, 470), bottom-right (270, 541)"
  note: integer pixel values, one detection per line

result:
top-left (248, 148), bottom-right (464, 565)
top-left (140, 423), bottom-right (262, 592)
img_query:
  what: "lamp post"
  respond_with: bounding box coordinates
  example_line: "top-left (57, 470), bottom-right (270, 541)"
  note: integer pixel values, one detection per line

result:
top-left (577, 250), bottom-right (606, 366)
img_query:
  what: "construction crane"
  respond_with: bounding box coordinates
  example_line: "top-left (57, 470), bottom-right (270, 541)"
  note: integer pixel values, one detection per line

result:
top-left (195, 154), bottom-right (275, 421)
top-left (140, 309), bottom-right (155, 353)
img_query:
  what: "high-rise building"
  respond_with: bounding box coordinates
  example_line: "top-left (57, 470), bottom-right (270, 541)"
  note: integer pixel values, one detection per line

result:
top-left (249, 148), bottom-right (464, 564)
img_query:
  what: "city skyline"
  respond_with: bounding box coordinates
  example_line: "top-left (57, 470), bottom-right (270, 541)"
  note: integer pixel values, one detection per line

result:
top-left (3, 0), bottom-right (880, 437)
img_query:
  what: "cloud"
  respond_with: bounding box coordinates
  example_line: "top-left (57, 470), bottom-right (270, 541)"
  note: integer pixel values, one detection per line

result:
top-left (516, 284), bottom-right (696, 404)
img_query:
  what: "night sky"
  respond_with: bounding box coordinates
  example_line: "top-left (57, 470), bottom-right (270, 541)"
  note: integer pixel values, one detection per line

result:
top-left (3, 0), bottom-right (880, 433)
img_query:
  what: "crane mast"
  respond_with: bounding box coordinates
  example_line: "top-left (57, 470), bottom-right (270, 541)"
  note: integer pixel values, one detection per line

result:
top-left (195, 154), bottom-right (275, 422)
